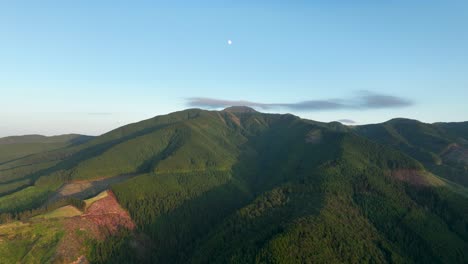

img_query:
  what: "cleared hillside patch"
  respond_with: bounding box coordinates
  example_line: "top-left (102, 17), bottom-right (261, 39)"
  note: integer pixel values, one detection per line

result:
top-left (0, 189), bottom-right (134, 263)
top-left (35, 205), bottom-right (82, 219)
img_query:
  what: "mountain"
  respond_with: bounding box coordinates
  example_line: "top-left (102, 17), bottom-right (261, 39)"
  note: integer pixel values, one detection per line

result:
top-left (0, 109), bottom-right (467, 263)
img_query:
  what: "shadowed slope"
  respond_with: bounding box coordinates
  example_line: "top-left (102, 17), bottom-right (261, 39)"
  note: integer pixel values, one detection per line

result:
top-left (356, 119), bottom-right (468, 186)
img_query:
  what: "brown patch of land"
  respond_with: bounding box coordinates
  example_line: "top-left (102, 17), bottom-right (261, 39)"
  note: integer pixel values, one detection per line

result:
top-left (390, 169), bottom-right (429, 186)
top-left (389, 169), bottom-right (445, 187)
top-left (70, 255), bottom-right (88, 264)
top-left (227, 112), bottom-right (241, 127)
top-left (441, 143), bottom-right (468, 165)
top-left (53, 190), bottom-right (135, 263)
top-left (48, 174), bottom-right (136, 204)
top-left (81, 191), bottom-right (135, 233)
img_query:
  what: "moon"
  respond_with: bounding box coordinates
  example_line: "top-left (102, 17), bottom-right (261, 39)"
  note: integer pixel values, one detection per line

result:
top-left (227, 40), bottom-right (232, 45)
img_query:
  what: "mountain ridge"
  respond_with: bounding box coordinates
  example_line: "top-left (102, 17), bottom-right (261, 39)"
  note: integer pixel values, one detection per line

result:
top-left (0, 108), bottom-right (467, 263)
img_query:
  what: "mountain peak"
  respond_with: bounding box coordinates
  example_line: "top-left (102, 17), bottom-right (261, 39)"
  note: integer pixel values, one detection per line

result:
top-left (222, 106), bottom-right (258, 113)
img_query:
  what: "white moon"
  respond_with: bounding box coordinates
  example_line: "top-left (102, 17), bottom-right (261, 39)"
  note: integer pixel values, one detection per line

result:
top-left (227, 40), bottom-right (232, 45)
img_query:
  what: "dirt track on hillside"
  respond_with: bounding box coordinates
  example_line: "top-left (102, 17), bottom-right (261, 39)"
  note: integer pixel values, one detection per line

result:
top-left (48, 174), bottom-right (136, 204)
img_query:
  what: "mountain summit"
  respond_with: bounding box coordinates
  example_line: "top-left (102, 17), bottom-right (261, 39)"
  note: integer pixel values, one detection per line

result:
top-left (222, 106), bottom-right (258, 113)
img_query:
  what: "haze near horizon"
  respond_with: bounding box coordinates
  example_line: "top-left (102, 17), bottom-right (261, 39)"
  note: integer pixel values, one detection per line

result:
top-left (1, 1), bottom-right (467, 137)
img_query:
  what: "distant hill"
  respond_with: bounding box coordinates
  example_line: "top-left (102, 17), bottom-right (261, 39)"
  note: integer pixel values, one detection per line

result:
top-left (0, 134), bottom-right (92, 164)
top-left (0, 109), bottom-right (467, 263)
top-left (355, 118), bottom-right (468, 186)
top-left (0, 134), bottom-right (92, 145)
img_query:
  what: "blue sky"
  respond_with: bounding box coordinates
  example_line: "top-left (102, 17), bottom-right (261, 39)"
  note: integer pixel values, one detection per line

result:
top-left (1, 1), bottom-right (467, 136)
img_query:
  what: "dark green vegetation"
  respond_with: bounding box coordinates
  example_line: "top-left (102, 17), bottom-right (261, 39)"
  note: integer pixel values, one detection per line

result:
top-left (356, 119), bottom-right (468, 187)
top-left (1, 107), bottom-right (467, 263)
top-left (0, 134), bottom-right (92, 212)
top-left (0, 134), bottom-right (91, 164)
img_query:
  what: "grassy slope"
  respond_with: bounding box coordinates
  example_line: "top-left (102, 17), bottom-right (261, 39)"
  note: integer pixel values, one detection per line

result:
top-left (0, 220), bottom-right (64, 264)
top-left (0, 189), bottom-right (117, 263)
top-left (34, 205), bottom-right (82, 219)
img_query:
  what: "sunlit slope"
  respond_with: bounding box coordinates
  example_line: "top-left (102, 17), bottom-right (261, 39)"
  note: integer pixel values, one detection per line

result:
top-left (0, 108), bottom-right (269, 213)
top-left (0, 134), bottom-right (91, 164)
top-left (0, 190), bottom-right (132, 264)
top-left (70, 109), bottom-right (245, 180)
top-left (0, 110), bottom-right (227, 211)
top-left (0, 134), bottom-right (92, 200)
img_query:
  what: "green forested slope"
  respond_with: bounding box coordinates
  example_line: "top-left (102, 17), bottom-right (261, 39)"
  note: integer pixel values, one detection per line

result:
top-left (111, 110), bottom-right (468, 263)
top-left (0, 134), bottom-right (91, 163)
top-left (356, 119), bottom-right (468, 186)
top-left (0, 108), bottom-right (467, 263)
top-left (0, 134), bottom-right (92, 202)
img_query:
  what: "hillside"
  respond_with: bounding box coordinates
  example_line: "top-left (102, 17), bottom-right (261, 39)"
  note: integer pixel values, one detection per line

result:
top-left (355, 119), bottom-right (468, 186)
top-left (0, 134), bottom-right (92, 164)
top-left (0, 108), bottom-right (467, 263)
top-left (0, 190), bottom-right (133, 263)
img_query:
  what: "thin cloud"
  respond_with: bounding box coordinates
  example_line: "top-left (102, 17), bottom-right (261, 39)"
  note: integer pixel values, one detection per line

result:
top-left (337, 119), bottom-right (357, 124)
top-left (187, 91), bottom-right (413, 111)
top-left (187, 98), bottom-right (267, 109)
top-left (358, 91), bottom-right (412, 109)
